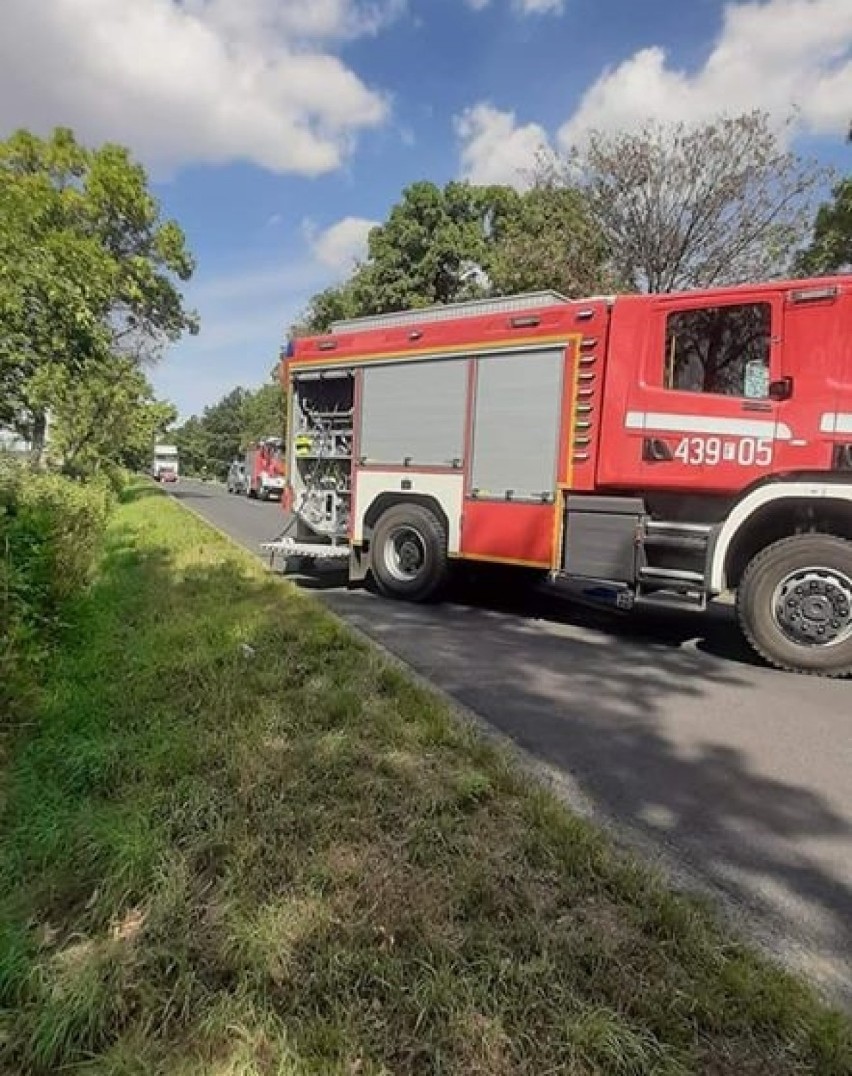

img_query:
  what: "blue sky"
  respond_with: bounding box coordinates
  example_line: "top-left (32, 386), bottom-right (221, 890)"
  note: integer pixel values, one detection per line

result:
top-left (1, 0), bottom-right (850, 418)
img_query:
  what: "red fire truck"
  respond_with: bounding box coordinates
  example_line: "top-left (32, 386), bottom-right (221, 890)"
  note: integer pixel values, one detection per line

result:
top-left (245, 437), bottom-right (285, 500)
top-left (263, 277), bottom-right (852, 677)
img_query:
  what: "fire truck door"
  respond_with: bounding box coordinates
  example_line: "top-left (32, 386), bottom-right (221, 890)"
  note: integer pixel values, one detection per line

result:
top-left (623, 294), bottom-right (786, 494)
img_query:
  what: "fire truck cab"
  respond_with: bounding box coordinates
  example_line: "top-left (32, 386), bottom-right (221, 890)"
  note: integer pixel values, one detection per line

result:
top-left (265, 277), bottom-right (852, 677)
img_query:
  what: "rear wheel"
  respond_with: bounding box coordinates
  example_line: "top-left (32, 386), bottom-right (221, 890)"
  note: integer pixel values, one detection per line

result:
top-left (737, 534), bottom-right (852, 677)
top-left (370, 503), bottom-right (449, 603)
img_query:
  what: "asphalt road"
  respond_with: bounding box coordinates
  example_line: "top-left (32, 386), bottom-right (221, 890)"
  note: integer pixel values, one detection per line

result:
top-left (170, 478), bottom-right (852, 1004)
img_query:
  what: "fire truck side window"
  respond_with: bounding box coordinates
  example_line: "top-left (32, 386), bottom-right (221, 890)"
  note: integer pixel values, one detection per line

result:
top-left (664, 302), bottom-right (772, 398)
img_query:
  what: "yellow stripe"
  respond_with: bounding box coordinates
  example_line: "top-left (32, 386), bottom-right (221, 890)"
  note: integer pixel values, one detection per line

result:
top-left (289, 333), bottom-right (574, 369)
top-left (550, 499), bottom-right (562, 571)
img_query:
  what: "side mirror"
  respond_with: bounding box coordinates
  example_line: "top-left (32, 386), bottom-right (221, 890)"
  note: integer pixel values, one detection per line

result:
top-left (642, 437), bottom-right (674, 462)
top-left (768, 376), bottom-right (794, 402)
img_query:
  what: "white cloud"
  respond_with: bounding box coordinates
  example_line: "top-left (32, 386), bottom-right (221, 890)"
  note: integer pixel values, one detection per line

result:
top-left (515, 0), bottom-right (564, 11)
top-left (0, 0), bottom-right (398, 176)
top-left (558, 0), bottom-right (852, 148)
top-left (455, 103), bottom-right (551, 188)
top-left (464, 0), bottom-right (564, 12)
top-left (305, 216), bottom-right (379, 271)
top-left (181, 0), bottom-right (406, 44)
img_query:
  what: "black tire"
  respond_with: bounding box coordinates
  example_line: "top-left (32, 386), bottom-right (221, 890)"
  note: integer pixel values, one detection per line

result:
top-left (247, 484), bottom-right (256, 500)
top-left (737, 534), bottom-right (852, 677)
top-left (370, 503), bottom-right (449, 603)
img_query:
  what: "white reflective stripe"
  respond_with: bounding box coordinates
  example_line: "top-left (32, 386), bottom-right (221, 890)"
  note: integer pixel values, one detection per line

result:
top-left (624, 411), bottom-right (792, 440)
top-left (820, 413), bottom-right (852, 435)
top-left (709, 481), bottom-right (852, 593)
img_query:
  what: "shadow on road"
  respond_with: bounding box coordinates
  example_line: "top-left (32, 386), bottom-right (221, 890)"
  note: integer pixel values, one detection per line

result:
top-left (291, 560), bottom-right (760, 668)
top-left (170, 487), bottom-right (215, 501)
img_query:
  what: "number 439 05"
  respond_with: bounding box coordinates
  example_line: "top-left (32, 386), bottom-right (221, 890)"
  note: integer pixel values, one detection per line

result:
top-left (673, 436), bottom-right (773, 467)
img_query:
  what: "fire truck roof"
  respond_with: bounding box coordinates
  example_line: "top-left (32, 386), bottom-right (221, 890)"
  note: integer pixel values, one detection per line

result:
top-left (329, 290), bottom-right (574, 333)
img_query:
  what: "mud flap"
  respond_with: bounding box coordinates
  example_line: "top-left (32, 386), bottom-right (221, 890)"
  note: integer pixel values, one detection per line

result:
top-left (349, 545), bottom-right (370, 585)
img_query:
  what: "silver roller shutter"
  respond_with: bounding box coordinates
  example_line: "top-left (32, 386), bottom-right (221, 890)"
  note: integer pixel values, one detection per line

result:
top-left (360, 358), bottom-right (468, 467)
top-left (471, 348), bottom-right (564, 500)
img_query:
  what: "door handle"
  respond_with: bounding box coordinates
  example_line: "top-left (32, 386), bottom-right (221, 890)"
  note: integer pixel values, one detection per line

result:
top-left (742, 401), bottom-right (772, 412)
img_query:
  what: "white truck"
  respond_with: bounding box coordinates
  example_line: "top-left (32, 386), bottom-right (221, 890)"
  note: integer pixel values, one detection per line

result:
top-left (152, 444), bottom-right (179, 483)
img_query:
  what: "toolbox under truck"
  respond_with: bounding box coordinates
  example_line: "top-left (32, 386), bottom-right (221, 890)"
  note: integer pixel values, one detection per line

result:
top-left (264, 278), bottom-right (852, 677)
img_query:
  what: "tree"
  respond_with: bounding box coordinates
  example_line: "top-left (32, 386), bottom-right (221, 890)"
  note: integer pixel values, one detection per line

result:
top-left (34, 358), bottom-right (177, 476)
top-left (0, 127), bottom-right (197, 455)
top-left (199, 388), bottom-right (249, 476)
top-left (558, 111), bottom-right (827, 293)
top-left (796, 178), bottom-right (852, 275)
top-left (488, 182), bottom-right (619, 298)
top-left (294, 182), bottom-right (499, 333)
top-left (295, 281), bottom-right (362, 337)
top-left (240, 377), bottom-right (285, 445)
top-left (173, 378), bottom-right (286, 479)
top-left (355, 181), bottom-right (502, 312)
top-left (172, 416), bottom-right (210, 477)
top-left (292, 179), bottom-right (612, 334)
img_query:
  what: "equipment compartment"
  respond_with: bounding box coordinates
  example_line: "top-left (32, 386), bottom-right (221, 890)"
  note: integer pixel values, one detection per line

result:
top-left (291, 371), bottom-right (354, 540)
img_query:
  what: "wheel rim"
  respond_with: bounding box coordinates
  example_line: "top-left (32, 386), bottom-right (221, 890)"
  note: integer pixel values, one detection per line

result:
top-left (772, 566), bottom-right (852, 648)
top-left (383, 526), bottom-right (426, 583)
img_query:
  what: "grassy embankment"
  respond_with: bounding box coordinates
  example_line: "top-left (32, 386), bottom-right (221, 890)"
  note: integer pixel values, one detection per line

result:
top-left (1, 479), bottom-right (850, 1074)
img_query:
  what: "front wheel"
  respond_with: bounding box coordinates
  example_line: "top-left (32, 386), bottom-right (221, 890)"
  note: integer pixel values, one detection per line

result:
top-left (737, 534), bottom-right (852, 677)
top-left (370, 503), bottom-right (449, 603)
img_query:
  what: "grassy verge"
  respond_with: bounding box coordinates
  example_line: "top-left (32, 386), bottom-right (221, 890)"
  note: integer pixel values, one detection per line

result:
top-left (1, 479), bottom-right (849, 1075)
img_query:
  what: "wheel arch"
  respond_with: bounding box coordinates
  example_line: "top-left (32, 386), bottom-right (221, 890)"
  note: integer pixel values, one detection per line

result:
top-left (710, 481), bottom-right (852, 593)
top-left (362, 492), bottom-right (450, 545)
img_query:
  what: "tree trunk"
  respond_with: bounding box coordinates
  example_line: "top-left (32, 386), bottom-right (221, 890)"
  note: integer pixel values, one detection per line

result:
top-left (30, 411), bottom-right (47, 469)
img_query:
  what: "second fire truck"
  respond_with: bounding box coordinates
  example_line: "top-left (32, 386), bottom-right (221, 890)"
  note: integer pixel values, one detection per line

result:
top-left (244, 437), bottom-right (285, 500)
top-left (264, 276), bottom-right (852, 678)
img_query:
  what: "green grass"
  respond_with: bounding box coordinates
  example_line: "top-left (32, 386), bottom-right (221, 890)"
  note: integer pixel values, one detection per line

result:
top-left (0, 479), bottom-right (849, 1075)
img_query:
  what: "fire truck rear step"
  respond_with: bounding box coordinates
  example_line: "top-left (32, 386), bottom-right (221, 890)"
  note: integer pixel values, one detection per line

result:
top-left (261, 537), bottom-right (351, 561)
